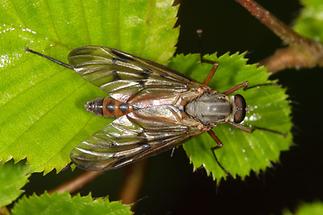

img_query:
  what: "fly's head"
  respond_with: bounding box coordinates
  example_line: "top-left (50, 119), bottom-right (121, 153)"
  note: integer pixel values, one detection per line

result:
top-left (229, 94), bottom-right (247, 124)
top-left (85, 98), bottom-right (104, 116)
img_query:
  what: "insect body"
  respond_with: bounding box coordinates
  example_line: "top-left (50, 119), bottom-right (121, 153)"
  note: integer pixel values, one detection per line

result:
top-left (86, 98), bottom-right (134, 117)
top-left (26, 46), bottom-right (251, 171)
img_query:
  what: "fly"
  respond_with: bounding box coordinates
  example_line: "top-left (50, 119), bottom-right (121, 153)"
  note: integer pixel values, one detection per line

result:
top-left (26, 46), bottom-right (271, 171)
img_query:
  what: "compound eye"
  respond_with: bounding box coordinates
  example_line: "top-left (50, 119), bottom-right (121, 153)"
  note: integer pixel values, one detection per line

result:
top-left (233, 94), bottom-right (247, 123)
top-left (234, 110), bottom-right (246, 123)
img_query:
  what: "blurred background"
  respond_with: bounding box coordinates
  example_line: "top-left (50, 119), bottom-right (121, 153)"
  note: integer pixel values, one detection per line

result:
top-left (24, 0), bottom-right (323, 214)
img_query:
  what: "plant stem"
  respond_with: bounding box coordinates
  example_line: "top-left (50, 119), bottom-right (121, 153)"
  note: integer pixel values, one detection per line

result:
top-left (236, 0), bottom-right (305, 45)
top-left (119, 161), bottom-right (147, 204)
top-left (236, 0), bottom-right (323, 73)
top-left (0, 207), bottom-right (9, 215)
top-left (49, 171), bottom-right (102, 194)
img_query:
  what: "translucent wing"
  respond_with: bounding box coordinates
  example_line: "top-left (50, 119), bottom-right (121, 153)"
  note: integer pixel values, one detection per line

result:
top-left (69, 46), bottom-right (204, 170)
top-left (68, 46), bottom-right (198, 102)
top-left (71, 107), bottom-right (202, 171)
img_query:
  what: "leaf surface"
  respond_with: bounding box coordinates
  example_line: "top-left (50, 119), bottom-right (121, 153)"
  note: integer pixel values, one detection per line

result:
top-left (12, 193), bottom-right (132, 215)
top-left (294, 0), bottom-right (323, 42)
top-left (283, 202), bottom-right (323, 215)
top-left (0, 162), bottom-right (30, 207)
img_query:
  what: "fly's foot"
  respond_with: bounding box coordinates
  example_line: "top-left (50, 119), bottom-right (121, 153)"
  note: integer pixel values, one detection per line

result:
top-left (198, 124), bottom-right (211, 131)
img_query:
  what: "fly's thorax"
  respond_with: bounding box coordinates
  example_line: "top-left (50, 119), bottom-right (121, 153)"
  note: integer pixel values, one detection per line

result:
top-left (185, 93), bottom-right (231, 125)
top-left (185, 92), bottom-right (247, 126)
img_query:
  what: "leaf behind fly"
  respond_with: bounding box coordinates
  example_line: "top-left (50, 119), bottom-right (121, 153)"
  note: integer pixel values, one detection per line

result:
top-left (0, 0), bottom-right (179, 173)
top-left (12, 193), bottom-right (132, 215)
top-left (293, 0), bottom-right (323, 43)
top-left (0, 161), bottom-right (30, 207)
top-left (168, 53), bottom-right (292, 181)
top-left (283, 202), bottom-right (323, 215)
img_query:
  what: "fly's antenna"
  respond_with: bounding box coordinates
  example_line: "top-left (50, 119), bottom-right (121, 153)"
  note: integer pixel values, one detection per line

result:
top-left (25, 47), bottom-right (74, 70)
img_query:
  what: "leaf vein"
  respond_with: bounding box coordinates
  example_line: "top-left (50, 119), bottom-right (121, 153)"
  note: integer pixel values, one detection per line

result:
top-left (80, 0), bottom-right (91, 43)
top-left (1, 82), bottom-right (86, 156)
top-left (44, 0), bottom-right (62, 44)
top-left (43, 114), bottom-right (93, 171)
top-left (0, 70), bottom-right (60, 125)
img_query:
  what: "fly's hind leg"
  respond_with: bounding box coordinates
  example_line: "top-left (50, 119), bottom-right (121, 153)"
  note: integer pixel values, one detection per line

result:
top-left (170, 147), bottom-right (176, 158)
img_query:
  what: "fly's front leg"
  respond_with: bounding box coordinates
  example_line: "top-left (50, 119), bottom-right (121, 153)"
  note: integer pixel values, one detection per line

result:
top-left (223, 81), bottom-right (249, 95)
top-left (224, 82), bottom-right (278, 93)
top-left (244, 82), bottom-right (277, 90)
top-left (227, 122), bottom-right (287, 137)
top-left (227, 122), bottom-right (254, 133)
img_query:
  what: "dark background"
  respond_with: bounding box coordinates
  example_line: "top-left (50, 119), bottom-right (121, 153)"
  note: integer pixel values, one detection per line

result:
top-left (25, 1), bottom-right (323, 214)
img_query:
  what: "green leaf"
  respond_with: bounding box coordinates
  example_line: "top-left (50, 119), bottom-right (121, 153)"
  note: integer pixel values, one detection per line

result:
top-left (0, 0), bottom-right (179, 173)
top-left (283, 202), bottom-right (323, 215)
top-left (12, 192), bottom-right (132, 215)
top-left (293, 0), bottom-right (323, 42)
top-left (0, 161), bottom-right (30, 207)
top-left (168, 53), bottom-right (292, 180)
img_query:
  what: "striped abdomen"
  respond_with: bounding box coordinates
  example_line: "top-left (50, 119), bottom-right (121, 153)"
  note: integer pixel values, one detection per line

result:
top-left (85, 97), bottom-right (133, 117)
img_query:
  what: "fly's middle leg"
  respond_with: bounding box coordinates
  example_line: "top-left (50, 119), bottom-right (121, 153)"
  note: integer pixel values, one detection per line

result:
top-left (207, 129), bottom-right (223, 148)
